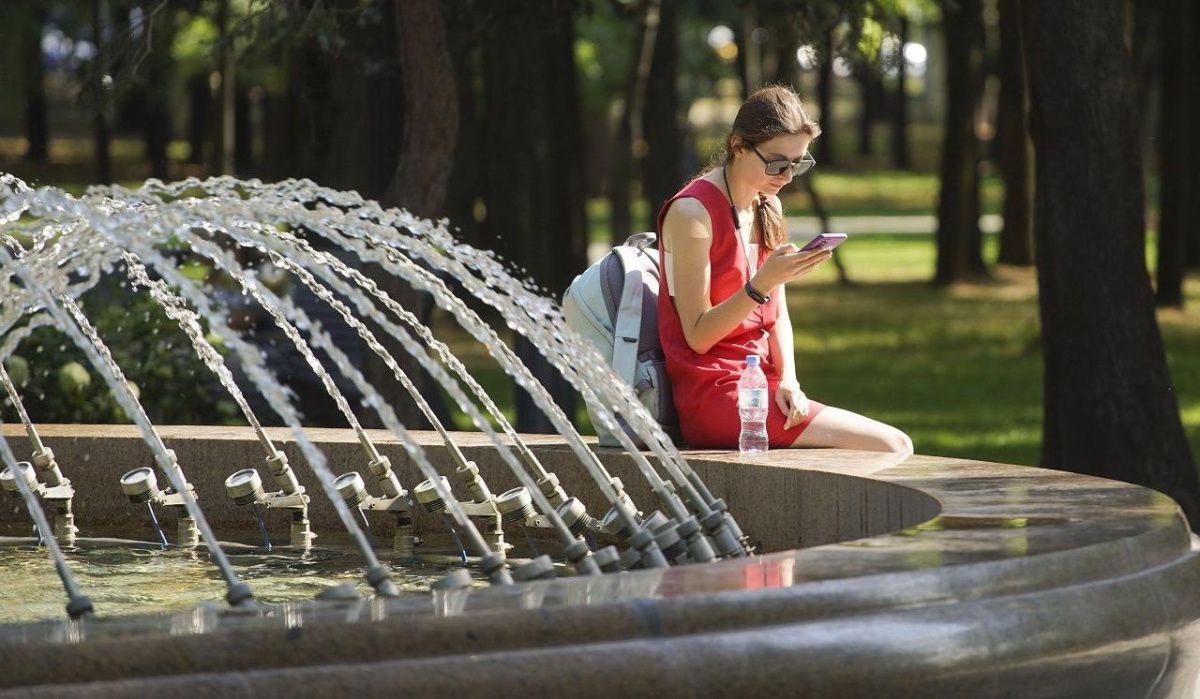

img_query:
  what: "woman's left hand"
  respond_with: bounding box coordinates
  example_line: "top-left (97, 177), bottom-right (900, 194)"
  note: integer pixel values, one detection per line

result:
top-left (776, 379), bottom-right (810, 430)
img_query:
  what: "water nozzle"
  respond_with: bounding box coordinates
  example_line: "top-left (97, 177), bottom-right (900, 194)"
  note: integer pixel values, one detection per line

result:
top-left (224, 468), bottom-right (266, 506)
top-left (119, 467), bottom-right (161, 504)
top-left (557, 497), bottom-right (597, 537)
top-left (334, 471), bottom-right (370, 508)
top-left (496, 486), bottom-right (535, 524)
top-left (0, 462), bottom-right (37, 495)
top-left (414, 475), bottom-right (452, 513)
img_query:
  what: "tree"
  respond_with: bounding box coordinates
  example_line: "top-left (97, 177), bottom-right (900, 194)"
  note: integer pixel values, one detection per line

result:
top-left (1155, 0), bottom-right (1193, 307)
top-left (91, 0), bottom-right (113, 185)
top-left (640, 0), bottom-right (681, 223)
top-left (1023, 0), bottom-right (1200, 527)
top-left (890, 10), bottom-right (910, 169)
top-left (608, 1), bottom-right (657, 244)
top-left (360, 0), bottom-right (457, 431)
top-left (994, 0), bottom-right (1032, 266)
top-left (140, 3), bottom-right (177, 181)
top-left (933, 0), bottom-right (986, 284)
top-left (20, 4), bottom-right (49, 163)
top-left (480, 0), bottom-right (587, 432)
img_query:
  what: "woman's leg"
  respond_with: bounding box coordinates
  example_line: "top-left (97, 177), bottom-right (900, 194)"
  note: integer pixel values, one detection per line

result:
top-left (790, 405), bottom-right (914, 456)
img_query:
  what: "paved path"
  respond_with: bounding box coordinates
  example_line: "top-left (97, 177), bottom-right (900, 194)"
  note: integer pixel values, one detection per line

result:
top-left (588, 214), bottom-right (1004, 263)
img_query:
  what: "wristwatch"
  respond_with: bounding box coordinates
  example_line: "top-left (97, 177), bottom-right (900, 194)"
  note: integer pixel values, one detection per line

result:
top-left (744, 280), bottom-right (770, 304)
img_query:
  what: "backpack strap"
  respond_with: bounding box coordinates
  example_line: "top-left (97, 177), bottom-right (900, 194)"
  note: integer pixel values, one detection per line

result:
top-left (611, 244), bottom-right (646, 387)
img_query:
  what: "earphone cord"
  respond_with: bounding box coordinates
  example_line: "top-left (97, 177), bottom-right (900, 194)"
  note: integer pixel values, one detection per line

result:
top-left (722, 161), bottom-right (754, 274)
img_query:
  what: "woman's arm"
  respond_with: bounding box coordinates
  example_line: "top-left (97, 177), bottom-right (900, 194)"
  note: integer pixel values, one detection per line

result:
top-left (768, 284), bottom-right (798, 384)
top-left (662, 198), bottom-right (760, 355)
top-left (664, 197), bottom-right (831, 355)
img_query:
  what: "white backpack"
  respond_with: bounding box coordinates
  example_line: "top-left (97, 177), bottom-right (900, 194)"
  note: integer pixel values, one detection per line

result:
top-left (562, 232), bottom-right (679, 448)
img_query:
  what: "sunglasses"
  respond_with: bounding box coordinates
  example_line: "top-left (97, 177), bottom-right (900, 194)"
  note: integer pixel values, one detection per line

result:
top-left (748, 143), bottom-right (816, 177)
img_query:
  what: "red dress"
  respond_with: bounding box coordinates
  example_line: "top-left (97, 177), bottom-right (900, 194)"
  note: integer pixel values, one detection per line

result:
top-left (656, 178), bottom-right (825, 449)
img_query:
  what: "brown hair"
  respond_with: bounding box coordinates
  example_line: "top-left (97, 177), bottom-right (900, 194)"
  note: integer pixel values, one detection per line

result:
top-left (721, 85), bottom-right (821, 251)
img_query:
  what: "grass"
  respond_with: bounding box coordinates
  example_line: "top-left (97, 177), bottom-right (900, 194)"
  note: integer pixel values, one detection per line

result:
top-left (435, 233), bottom-right (1200, 468)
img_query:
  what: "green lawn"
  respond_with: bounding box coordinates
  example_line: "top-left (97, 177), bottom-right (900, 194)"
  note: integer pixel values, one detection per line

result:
top-left (438, 234), bottom-right (1200, 468)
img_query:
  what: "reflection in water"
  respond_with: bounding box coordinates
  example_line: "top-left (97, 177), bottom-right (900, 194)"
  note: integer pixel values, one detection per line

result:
top-left (0, 537), bottom-right (460, 623)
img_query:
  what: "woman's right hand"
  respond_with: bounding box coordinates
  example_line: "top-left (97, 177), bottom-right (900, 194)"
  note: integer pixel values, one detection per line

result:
top-left (751, 243), bottom-right (832, 292)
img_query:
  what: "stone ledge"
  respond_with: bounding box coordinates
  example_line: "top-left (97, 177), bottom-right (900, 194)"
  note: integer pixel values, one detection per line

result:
top-left (0, 425), bottom-right (1196, 696)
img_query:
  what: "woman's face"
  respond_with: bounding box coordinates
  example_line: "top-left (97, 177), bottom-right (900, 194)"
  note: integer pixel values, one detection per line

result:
top-left (735, 133), bottom-right (814, 196)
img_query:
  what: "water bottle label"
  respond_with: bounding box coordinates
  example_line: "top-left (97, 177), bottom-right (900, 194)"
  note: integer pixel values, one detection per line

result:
top-left (739, 388), bottom-right (766, 409)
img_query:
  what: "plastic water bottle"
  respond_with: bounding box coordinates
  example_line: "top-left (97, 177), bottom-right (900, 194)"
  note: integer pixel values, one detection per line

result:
top-left (738, 355), bottom-right (769, 455)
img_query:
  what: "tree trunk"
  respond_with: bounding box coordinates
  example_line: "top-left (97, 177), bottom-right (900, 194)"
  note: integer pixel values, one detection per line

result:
top-left (641, 0), bottom-right (680, 224)
top-left (890, 14), bottom-right (911, 169)
top-left (482, 1), bottom-right (585, 433)
top-left (357, 0), bottom-right (458, 431)
top-left (609, 7), bottom-right (655, 244)
top-left (142, 3), bottom-right (175, 181)
top-left (216, 0), bottom-right (236, 175)
top-left (1023, 0), bottom-right (1200, 528)
top-left (995, 0), bottom-right (1033, 266)
top-left (1190, 13), bottom-right (1200, 271)
top-left (91, 0), bottom-right (112, 185)
top-left (22, 5), bottom-right (48, 162)
top-left (856, 69), bottom-right (883, 157)
top-left (934, 0), bottom-right (986, 284)
top-left (186, 75), bottom-right (212, 166)
top-left (815, 27), bottom-right (835, 166)
top-left (1155, 0), bottom-right (1192, 307)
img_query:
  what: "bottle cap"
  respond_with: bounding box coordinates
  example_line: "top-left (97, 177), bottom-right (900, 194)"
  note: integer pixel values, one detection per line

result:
top-left (745, 355), bottom-right (759, 366)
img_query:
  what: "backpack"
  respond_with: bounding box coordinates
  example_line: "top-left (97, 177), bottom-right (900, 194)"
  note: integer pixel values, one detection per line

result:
top-left (562, 232), bottom-right (679, 449)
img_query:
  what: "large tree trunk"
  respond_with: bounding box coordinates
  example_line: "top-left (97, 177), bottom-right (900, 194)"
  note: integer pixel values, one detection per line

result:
top-left (1190, 15), bottom-right (1200, 271)
top-left (1155, 0), bottom-right (1192, 307)
top-left (890, 13), bottom-right (910, 170)
top-left (482, 1), bottom-right (585, 433)
top-left (142, 3), bottom-right (175, 181)
top-left (815, 27), bottom-right (835, 166)
top-left (609, 5), bottom-right (657, 244)
top-left (21, 5), bottom-right (48, 163)
top-left (91, 0), bottom-right (112, 185)
top-left (1023, 0), bottom-right (1200, 528)
top-left (215, 0), bottom-right (236, 175)
top-left (186, 75), bottom-right (212, 166)
top-left (640, 0), bottom-right (680, 224)
top-left (933, 0), bottom-right (986, 284)
top-left (995, 0), bottom-right (1033, 266)
top-left (358, 0), bottom-right (458, 431)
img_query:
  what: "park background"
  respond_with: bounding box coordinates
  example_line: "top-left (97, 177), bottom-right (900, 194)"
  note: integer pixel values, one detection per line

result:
top-left (1, 0), bottom-right (1199, 522)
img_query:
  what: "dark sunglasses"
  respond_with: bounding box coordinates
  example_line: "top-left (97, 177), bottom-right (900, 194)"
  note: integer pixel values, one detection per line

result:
top-left (748, 143), bottom-right (816, 177)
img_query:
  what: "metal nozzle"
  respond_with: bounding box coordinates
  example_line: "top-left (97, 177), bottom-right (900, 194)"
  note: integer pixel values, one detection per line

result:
top-left (414, 475), bottom-right (452, 513)
top-left (495, 486), bottom-right (535, 524)
top-left (333, 472), bottom-right (370, 508)
top-left (119, 467), bottom-right (161, 504)
top-left (0, 461), bottom-right (37, 494)
top-left (224, 468), bottom-right (266, 506)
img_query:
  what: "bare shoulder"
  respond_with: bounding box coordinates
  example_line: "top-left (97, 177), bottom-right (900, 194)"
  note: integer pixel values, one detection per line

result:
top-left (662, 197), bottom-right (713, 244)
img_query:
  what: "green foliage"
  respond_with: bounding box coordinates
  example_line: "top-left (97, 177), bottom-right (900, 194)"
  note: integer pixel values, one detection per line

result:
top-left (3, 279), bottom-right (242, 426)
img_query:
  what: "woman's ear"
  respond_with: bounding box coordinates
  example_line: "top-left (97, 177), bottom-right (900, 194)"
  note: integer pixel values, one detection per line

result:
top-left (729, 136), bottom-right (744, 155)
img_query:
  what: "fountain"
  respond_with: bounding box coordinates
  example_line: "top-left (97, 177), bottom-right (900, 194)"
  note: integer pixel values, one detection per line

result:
top-left (2, 173), bottom-right (1200, 696)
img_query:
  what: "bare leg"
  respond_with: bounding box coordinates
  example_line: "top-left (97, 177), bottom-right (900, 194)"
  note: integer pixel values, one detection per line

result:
top-left (791, 405), bottom-right (914, 456)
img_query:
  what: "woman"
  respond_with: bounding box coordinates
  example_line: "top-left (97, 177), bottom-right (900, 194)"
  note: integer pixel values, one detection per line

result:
top-left (657, 86), bottom-right (912, 455)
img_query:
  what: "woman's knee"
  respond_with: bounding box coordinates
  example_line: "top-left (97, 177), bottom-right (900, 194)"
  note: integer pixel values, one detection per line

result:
top-left (884, 428), bottom-right (914, 457)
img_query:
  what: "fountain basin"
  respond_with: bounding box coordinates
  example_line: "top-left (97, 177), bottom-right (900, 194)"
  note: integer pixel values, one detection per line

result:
top-left (0, 424), bottom-right (1198, 697)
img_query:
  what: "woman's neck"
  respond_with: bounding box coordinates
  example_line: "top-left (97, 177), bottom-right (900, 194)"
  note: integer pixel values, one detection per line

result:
top-left (721, 161), bottom-right (757, 211)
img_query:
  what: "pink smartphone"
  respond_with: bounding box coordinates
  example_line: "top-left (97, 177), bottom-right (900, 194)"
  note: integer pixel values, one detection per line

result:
top-left (798, 233), bottom-right (848, 252)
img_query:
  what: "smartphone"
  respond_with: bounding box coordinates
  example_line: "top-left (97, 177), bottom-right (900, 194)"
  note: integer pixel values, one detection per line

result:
top-left (798, 233), bottom-right (848, 252)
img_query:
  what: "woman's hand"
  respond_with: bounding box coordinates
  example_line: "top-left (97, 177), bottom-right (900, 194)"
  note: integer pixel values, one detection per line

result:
top-left (776, 379), bottom-right (810, 430)
top-left (750, 243), bottom-right (832, 293)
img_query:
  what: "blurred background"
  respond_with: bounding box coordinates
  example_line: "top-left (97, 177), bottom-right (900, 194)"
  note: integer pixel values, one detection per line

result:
top-left (0, 0), bottom-right (1196, 480)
